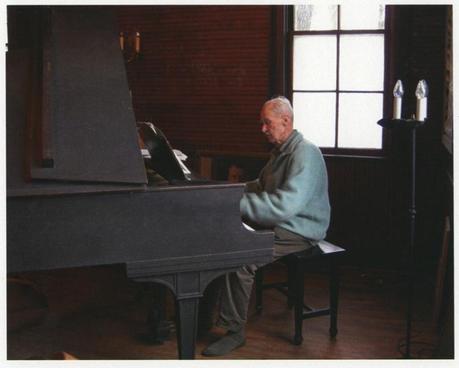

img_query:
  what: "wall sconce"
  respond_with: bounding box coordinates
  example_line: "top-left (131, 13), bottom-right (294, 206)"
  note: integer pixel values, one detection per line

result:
top-left (119, 31), bottom-right (141, 63)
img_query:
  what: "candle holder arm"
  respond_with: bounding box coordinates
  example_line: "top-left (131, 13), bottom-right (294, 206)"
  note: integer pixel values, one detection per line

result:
top-left (377, 118), bottom-right (427, 129)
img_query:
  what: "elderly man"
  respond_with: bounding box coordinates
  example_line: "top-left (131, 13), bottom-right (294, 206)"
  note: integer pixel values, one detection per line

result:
top-left (202, 96), bottom-right (331, 356)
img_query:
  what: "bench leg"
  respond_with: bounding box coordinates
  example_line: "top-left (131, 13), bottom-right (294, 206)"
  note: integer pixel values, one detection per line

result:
top-left (287, 259), bottom-right (296, 308)
top-left (255, 268), bottom-right (264, 314)
top-left (329, 258), bottom-right (339, 338)
top-left (293, 260), bottom-right (305, 345)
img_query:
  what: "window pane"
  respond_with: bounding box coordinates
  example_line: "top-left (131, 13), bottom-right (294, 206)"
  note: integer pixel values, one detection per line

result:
top-left (340, 35), bottom-right (385, 91)
top-left (293, 92), bottom-right (336, 148)
top-left (340, 5), bottom-right (385, 30)
top-left (294, 5), bottom-right (338, 31)
top-left (293, 35), bottom-right (336, 90)
top-left (338, 93), bottom-right (383, 149)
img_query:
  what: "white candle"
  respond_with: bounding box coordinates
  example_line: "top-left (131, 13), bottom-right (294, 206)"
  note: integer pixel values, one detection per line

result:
top-left (416, 97), bottom-right (427, 121)
top-left (415, 80), bottom-right (428, 121)
top-left (393, 97), bottom-right (402, 119)
top-left (392, 80), bottom-right (404, 119)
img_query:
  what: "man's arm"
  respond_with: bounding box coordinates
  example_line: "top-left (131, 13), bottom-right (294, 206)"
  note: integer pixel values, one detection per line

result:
top-left (240, 146), bottom-right (326, 227)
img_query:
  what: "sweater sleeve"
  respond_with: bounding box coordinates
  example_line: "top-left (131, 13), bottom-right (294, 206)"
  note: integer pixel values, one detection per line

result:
top-left (244, 179), bottom-right (262, 193)
top-left (240, 146), bottom-right (325, 227)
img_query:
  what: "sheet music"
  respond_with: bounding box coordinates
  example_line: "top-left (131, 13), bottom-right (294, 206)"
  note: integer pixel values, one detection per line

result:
top-left (141, 149), bottom-right (151, 158)
top-left (173, 149), bottom-right (191, 175)
top-left (242, 222), bottom-right (255, 232)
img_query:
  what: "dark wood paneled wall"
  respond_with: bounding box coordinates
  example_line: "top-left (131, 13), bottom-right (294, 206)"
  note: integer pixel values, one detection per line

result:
top-left (117, 6), bottom-right (272, 154)
top-left (325, 156), bottom-right (394, 268)
top-left (115, 5), bottom-right (448, 269)
top-left (7, 6), bottom-right (448, 269)
top-left (116, 5), bottom-right (449, 269)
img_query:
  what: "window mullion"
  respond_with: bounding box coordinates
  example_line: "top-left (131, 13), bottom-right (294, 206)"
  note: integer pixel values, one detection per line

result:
top-left (293, 29), bottom-right (384, 36)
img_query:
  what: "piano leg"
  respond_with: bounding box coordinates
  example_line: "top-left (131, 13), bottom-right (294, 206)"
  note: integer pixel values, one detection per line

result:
top-left (175, 296), bottom-right (200, 359)
top-left (127, 267), bottom-right (240, 359)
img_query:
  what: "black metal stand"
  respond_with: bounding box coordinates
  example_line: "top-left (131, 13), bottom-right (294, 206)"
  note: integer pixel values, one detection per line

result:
top-left (377, 118), bottom-right (426, 359)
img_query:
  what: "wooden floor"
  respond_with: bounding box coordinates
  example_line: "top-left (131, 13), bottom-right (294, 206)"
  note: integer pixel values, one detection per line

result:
top-left (7, 263), bottom-right (445, 360)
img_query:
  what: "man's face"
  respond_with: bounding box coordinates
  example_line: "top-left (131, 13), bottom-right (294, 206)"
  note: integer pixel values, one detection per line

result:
top-left (260, 104), bottom-right (290, 146)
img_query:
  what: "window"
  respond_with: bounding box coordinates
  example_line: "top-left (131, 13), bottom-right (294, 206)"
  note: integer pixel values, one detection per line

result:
top-left (290, 5), bottom-right (386, 152)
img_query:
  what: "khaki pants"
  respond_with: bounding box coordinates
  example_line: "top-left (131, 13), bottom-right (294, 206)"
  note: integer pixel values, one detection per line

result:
top-left (215, 227), bottom-right (317, 332)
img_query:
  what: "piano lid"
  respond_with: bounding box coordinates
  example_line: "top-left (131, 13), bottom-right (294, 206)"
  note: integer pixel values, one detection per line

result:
top-left (7, 6), bottom-right (147, 187)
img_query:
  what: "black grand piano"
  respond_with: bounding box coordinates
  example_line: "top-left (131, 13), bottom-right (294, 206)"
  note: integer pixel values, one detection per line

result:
top-left (6, 6), bottom-right (273, 359)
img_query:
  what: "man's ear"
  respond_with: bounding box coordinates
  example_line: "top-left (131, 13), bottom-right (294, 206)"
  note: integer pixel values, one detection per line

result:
top-left (282, 115), bottom-right (290, 126)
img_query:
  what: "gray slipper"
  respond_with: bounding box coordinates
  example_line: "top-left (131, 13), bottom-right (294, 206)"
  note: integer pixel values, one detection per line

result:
top-left (202, 330), bottom-right (246, 356)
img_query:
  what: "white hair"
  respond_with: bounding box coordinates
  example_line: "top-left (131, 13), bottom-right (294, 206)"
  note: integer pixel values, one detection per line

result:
top-left (263, 96), bottom-right (294, 121)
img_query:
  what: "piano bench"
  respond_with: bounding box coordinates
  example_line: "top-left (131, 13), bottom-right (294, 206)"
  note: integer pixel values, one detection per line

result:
top-left (254, 240), bottom-right (346, 345)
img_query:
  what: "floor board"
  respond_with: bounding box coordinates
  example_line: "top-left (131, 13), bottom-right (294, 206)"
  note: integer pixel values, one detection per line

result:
top-left (7, 263), bottom-right (443, 360)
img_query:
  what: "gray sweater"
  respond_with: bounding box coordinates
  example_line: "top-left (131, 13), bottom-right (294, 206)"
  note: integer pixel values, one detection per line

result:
top-left (240, 130), bottom-right (330, 242)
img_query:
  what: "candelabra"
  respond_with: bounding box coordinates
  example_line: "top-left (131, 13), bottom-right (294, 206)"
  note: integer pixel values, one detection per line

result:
top-left (119, 31), bottom-right (141, 63)
top-left (377, 79), bottom-right (428, 359)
